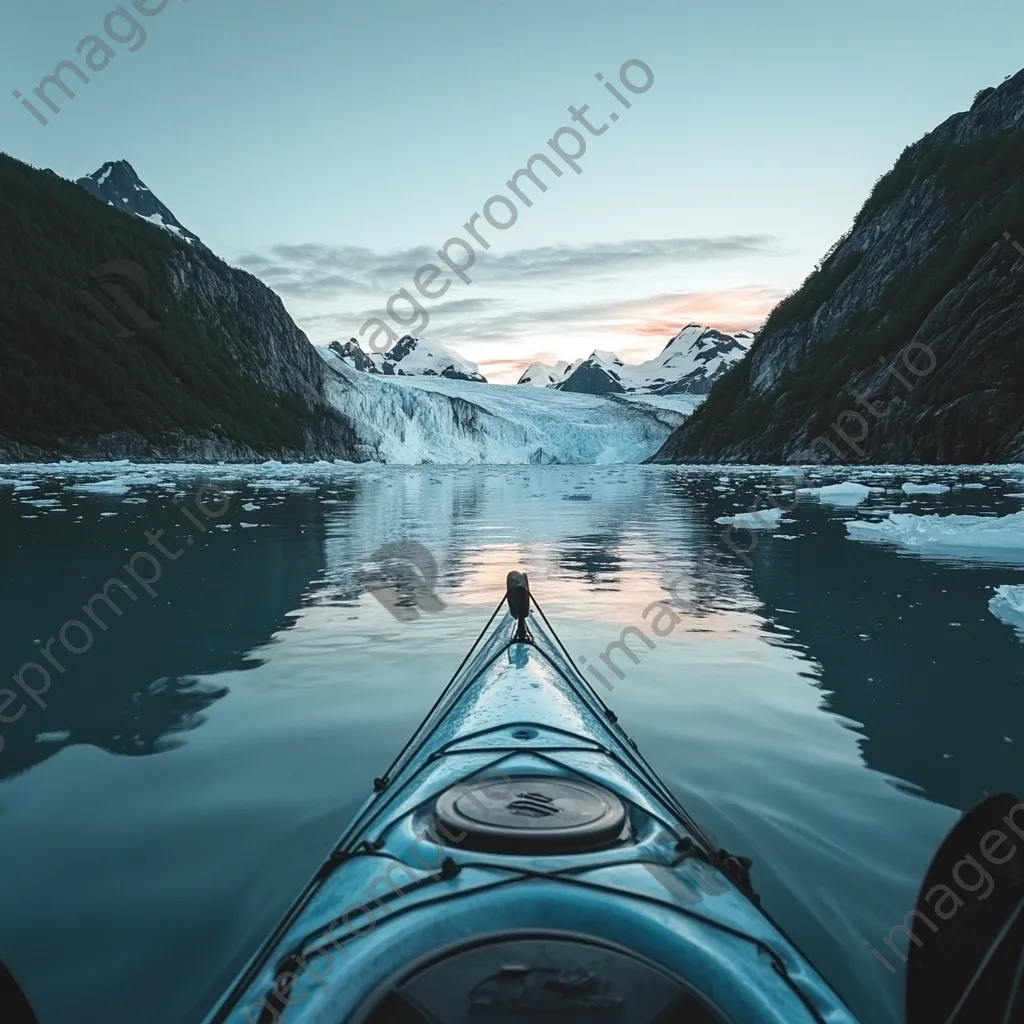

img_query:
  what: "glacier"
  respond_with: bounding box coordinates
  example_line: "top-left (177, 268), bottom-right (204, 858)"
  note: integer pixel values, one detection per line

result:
top-left (320, 353), bottom-right (695, 465)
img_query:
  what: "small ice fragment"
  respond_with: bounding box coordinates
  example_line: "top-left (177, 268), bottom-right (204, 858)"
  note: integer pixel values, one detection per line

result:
top-left (70, 479), bottom-right (132, 495)
top-left (798, 482), bottom-right (875, 505)
top-left (902, 482), bottom-right (950, 494)
top-left (242, 502), bottom-right (258, 512)
top-left (715, 507), bottom-right (784, 529)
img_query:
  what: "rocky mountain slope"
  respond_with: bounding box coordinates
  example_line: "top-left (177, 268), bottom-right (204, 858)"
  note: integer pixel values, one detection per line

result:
top-left (519, 325), bottom-right (753, 396)
top-left (0, 156), bottom-right (359, 462)
top-left (651, 72), bottom-right (1024, 464)
top-left (328, 335), bottom-right (486, 382)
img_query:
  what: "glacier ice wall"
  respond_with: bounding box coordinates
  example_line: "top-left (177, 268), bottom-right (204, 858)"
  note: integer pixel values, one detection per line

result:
top-left (321, 354), bottom-right (695, 465)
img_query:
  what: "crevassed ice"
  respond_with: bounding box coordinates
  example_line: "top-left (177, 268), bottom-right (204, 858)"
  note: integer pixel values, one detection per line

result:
top-left (323, 364), bottom-right (685, 465)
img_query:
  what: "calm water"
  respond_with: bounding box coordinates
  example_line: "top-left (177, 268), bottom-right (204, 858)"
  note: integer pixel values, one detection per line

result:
top-left (1, 464), bottom-right (1023, 1024)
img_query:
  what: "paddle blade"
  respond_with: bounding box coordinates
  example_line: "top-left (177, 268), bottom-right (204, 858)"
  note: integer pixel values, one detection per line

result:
top-left (0, 961), bottom-right (38, 1024)
top-left (907, 793), bottom-right (1024, 1024)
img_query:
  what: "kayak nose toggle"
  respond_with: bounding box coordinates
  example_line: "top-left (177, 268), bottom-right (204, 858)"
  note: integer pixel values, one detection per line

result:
top-left (506, 571), bottom-right (531, 640)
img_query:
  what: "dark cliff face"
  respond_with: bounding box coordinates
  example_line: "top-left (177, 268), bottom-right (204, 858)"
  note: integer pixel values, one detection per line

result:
top-left (652, 70), bottom-right (1024, 465)
top-left (0, 154), bottom-right (359, 462)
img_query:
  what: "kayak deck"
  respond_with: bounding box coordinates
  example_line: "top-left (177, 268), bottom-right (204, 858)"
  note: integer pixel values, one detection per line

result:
top-left (204, 609), bottom-right (860, 1024)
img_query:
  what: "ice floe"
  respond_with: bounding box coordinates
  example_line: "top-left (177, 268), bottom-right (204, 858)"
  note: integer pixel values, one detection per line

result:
top-left (989, 585), bottom-right (1024, 637)
top-left (901, 482), bottom-right (950, 494)
top-left (847, 510), bottom-right (1024, 561)
top-left (797, 481), bottom-right (882, 506)
top-left (715, 507), bottom-right (784, 529)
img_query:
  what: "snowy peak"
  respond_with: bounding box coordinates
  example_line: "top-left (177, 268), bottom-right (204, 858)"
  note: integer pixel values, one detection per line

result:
top-left (555, 324), bottom-right (753, 397)
top-left (517, 359), bottom-right (579, 387)
top-left (325, 336), bottom-right (487, 383)
top-left (652, 325), bottom-right (754, 395)
top-left (76, 160), bottom-right (201, 245)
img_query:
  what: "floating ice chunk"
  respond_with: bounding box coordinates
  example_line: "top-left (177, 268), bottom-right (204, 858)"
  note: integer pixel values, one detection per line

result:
top-left (37, 731), bottom-right (71, 743)
top-left (240, 522), bottom-right (258, 528)
top-left (715, 507), bottom-right (784, 529)
top-left (798, 482), bottom-right (878, 506)
top-left (989, 585), bottom-right (1024, 637)
top-left (242, 502), bottom-right (259, 512)
top-left (962, 483), bottom-right (986, 490)
top-left (69, 479), bottom-right (132, 495)
top-left (847, 510), bottom-right (1024, 559)
top-left (902, 482), bottom-right (950, 494)
top-left (713, 485), bottom-right (730, 492)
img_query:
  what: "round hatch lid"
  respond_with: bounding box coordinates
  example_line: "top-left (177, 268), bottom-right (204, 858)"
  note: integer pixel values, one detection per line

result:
top-left (434, 775), bottom-right (627, 854)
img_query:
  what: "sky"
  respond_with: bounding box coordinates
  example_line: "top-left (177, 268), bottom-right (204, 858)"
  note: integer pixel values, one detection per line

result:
top-left (4, 0), bottom-right (1024, 382)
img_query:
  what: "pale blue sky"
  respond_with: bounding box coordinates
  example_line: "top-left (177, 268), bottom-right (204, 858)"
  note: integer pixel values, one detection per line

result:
top-left (3, 0), bottom-right (1022, 379)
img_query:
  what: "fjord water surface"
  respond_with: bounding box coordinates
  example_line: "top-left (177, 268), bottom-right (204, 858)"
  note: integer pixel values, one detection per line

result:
top-left (0, 464), bottom-right (1022, 1024)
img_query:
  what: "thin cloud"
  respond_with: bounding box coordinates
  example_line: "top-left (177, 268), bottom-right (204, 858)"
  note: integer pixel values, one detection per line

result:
top-left (233, 235), bottom-right (780, 303)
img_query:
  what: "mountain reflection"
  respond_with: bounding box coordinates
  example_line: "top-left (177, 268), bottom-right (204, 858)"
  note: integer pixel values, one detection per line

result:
top-left (0, 492), bottom-right (327, 781)
top-left (747, 503), bottom-right (1024, 810)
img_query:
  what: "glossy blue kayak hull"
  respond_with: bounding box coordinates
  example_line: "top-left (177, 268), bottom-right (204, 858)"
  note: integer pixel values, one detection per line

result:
top-left (203, 610), bottom-right (861, 1024)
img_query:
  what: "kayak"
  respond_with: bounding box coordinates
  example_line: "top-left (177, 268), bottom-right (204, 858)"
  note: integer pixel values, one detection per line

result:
top-left (202, 572), bottom-right (862, 1024)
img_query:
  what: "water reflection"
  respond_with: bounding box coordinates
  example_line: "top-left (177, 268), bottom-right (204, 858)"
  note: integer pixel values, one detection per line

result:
top-left (747, 499), bottom-right (1024, 810)
top-left (0, 490), bottom-right (328, 780)
top-left (0, 465), bottom-right (1021, 1024)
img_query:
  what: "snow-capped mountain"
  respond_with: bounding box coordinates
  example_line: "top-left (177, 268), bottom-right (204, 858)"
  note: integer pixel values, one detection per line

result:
top-left (536, 325), bottom-right (754, 397)
top-left (517, 359), bottom-right (581, 387)
top-left (327, 335), bottom-right (487, 383)
top-left (76, 160), bottom-right (201, 245)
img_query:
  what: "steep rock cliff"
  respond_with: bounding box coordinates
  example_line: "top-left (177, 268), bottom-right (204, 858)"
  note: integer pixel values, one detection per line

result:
top-left (652, 71), bottom-right (1024, 464)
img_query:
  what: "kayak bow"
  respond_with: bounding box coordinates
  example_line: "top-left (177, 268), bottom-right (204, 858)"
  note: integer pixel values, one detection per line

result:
top-left (204, 572), bottom-right (861, 1024)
